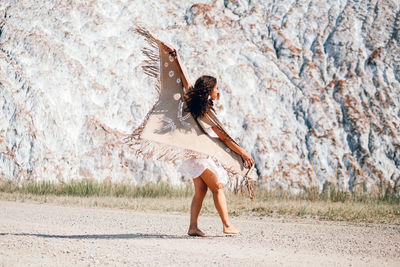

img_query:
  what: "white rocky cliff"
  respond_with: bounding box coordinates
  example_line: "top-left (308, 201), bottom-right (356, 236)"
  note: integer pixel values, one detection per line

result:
top-left (0, 0), bottom-right (399, 192)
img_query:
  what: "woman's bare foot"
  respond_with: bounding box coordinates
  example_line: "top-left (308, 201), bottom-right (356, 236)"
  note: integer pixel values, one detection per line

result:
top-left (223, 225), bottom-right (240, 235)
top-left (188, 227), bottom-right (206, 237)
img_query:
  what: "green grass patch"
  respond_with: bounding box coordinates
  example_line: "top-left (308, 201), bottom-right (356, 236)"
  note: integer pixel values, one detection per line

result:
top-left (252, 182), bottom-right (400, 205)
top-left (0, 179), bottom-right (399, 224)
top-left (0, 179), bottom-right (193, 198)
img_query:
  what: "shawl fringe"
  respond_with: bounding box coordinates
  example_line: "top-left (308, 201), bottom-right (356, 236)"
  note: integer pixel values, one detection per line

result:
top-left (124, 26), bottom-right (255, 197)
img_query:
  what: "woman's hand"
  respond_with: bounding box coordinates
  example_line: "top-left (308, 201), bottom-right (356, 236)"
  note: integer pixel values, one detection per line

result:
top-left (241, 151), bottom-right (255, 168)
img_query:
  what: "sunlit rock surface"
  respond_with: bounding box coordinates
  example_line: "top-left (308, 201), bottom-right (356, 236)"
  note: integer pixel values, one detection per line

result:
top-left (0, 0), bottom-right (399, 192)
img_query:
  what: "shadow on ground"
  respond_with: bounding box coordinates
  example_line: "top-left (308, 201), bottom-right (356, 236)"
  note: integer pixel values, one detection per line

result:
top-left (0, 232), bottom-right (226, 239)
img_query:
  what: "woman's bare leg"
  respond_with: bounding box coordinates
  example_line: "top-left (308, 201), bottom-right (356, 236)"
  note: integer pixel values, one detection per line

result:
top-left (188, 176), bottom-right (208, 237)
top-left (200, 169), bottom-right (240, 234)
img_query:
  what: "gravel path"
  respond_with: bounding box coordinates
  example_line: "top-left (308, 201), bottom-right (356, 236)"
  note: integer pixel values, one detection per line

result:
top-left (0, 200), bottom-right (399, 266)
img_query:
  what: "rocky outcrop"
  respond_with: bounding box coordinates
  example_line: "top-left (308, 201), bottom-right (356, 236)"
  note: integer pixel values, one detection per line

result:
top-left (0, 0), bottom-right (399, 192)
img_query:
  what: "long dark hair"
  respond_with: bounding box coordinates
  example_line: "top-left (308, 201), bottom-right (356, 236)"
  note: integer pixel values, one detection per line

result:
top-left (184, 75), bottom-right (217, 119)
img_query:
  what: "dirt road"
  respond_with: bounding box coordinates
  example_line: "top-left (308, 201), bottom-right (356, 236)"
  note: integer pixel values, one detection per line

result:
top-left (0, 200), bottom-right (399, 266)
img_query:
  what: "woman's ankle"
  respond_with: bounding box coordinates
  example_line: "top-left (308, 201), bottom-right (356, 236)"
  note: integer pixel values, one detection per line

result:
top-left (189, 223), bottom-right (198, 229)
top-left (222, 222), bottom-right (232, 229)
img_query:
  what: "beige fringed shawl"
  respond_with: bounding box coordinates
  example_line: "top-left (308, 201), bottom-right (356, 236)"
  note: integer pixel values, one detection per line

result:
top-left (125, 27), bottom-right (256, 197)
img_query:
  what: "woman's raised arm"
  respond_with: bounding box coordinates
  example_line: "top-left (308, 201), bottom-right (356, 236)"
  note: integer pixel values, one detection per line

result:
top-left (159, 41), bottom-right (191, 93)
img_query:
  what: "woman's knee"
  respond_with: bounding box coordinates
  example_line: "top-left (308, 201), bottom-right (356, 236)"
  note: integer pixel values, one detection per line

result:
top-left (193, 177), bottom-right (208, 196)
top-left (200, 169), bottom-right (224, 193)
top-left (209, 182), bottom-right (224, 194)
top-left (195, 186), bottom-right (208, 198)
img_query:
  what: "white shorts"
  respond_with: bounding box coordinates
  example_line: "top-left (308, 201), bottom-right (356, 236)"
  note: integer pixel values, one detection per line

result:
top-left (178, 157), bottom-right (229, 185)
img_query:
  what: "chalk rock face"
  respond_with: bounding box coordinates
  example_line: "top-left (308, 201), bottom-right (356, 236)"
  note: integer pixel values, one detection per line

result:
top-left (0, 0), bottom-right (399, 192)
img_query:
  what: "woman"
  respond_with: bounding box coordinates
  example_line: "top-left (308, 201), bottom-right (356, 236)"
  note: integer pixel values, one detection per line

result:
top-left (160, 42), bottom-right (255, 237)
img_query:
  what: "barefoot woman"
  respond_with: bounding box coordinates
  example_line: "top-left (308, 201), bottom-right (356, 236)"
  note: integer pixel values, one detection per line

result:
top-left (160, 43), bottom-right (255, 237)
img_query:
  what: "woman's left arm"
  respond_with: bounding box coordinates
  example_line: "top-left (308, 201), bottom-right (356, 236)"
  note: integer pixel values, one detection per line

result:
top-left (211, 125), bottom-right (255, 168)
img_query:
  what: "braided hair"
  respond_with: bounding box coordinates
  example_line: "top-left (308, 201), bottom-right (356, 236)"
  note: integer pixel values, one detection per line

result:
top-left (184, 75), bottom-right (217, 119)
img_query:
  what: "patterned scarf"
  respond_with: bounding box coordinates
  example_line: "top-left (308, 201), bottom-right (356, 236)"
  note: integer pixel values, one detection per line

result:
top-left (124, 27), bottom-right (256, 198)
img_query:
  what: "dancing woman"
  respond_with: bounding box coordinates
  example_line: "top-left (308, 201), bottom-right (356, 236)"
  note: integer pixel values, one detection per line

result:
top-left (126, 28), bottom-right (255, 237)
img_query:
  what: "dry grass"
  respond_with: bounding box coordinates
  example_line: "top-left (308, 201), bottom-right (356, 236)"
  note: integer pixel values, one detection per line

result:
top-left (0, 179), bottom-right (399, 224)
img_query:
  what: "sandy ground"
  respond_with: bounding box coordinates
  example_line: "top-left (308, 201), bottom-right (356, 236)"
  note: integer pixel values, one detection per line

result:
top-left (0, 200), bottom-right (399, 266)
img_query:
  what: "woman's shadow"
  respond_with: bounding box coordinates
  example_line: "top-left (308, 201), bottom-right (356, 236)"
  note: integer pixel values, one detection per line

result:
top-left (0, 232), bottom-right (221, 239)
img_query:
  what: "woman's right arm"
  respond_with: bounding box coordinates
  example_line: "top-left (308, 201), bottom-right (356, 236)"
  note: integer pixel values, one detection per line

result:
top-left (159, 41), bottom-right (191, 92)
top-left (173, 53), bottom-right (191, 93)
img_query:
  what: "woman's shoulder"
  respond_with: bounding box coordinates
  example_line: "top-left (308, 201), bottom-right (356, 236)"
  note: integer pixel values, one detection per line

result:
top-left (196, 112), bottom-right (212, 126)
top-left (205, 108), bottom-right (218, 119)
